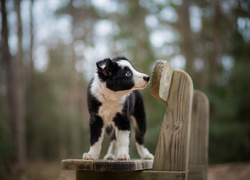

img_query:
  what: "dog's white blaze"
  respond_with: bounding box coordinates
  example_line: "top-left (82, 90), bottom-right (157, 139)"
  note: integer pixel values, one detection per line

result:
top-left (117, 60), bottom-right (148, 90)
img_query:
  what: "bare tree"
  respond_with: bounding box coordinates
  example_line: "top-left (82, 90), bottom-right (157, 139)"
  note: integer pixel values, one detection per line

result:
top-left (69, 0), bottom-right (80, 157)
top-left (178, 0), bottom-right (195, 77)
top-left (15, 0), bottom-right (27, 165)
top-left (29, 0), bottom-right (34, 80)
top-left (210, 0), bottom-right (223, 86)
top-left (1, 0), bottom-right (18, 151)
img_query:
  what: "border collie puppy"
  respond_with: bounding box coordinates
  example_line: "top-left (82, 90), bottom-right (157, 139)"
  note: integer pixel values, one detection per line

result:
top-left (83, 56), bottom-right (154, 160)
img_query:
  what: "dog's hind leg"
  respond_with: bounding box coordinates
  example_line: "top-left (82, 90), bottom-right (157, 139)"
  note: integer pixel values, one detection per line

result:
top-left (135, 141), bottom-right (154, 160)
top-left (83, 115), bottom-right (104, 160)
top-left (131, 115), bottom-right (154, 160)
top-left (135, 127), bottom-right (154, 160)
top-left (131, 92), bottom-right (154, 160)
top-left (103, 126), bottom-right (116, 160)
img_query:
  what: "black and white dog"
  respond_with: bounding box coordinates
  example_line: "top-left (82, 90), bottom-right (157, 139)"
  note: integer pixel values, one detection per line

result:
top-left (83, 56), bottom-right (154, 160)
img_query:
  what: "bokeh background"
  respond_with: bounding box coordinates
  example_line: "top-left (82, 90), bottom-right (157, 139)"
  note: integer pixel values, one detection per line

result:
top-left (0, 0), bottom-right (250, 179)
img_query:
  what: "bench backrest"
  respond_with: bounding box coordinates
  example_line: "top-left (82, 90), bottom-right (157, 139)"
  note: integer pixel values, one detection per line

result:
top-left (189, 90), bottom-right (209, 180)
top-left (150, 60), bottom-right (193, 173)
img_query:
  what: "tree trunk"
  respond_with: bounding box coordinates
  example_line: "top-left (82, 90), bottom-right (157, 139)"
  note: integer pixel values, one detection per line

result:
top-left (68, 0), bottom-right (80, 157)
top-left (210, 0), bottom-right (222, 86)
top-left (1, 0), bottom-right (18, 153)
top-left (29, 0), bottom-right (34, 81)
top-left (198, 0), bottom-right (209, 90)
top-left (15, 0), bottom-right (27, 165)
top-left (178, 0), bottom-right (195, 77)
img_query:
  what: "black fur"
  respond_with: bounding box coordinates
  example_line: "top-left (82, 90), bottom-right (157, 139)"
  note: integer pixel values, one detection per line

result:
top-left (87, 79), bottom-right (102, 114)
top-left (87, 83), bottom-right (146, 145)
top-left (96, 57), bottom-right (136, 91)
top-left (129, 90), bottom-right (147, 145)
top-left (86, 56), bottom-right (150, 158)
top-left (105, 125), bottom-right (116, 141)
top-left (89, 115), bottom-right (103, 146)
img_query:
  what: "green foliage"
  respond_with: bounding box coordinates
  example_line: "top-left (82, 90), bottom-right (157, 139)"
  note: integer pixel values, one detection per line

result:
top-left (209, 122), bottom-right (250, 163)
top-left (208, 61), bottom-right (250, 163)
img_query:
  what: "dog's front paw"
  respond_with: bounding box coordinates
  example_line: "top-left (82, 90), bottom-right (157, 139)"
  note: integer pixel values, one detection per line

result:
top-left (82, 153), bottom-right (99, 160)
top-left (142, 153), bottom-right (154, 160)
top-left (103, 153), bottom-right (116, 160)
top-left (117, 153), bottom-right (130, 160)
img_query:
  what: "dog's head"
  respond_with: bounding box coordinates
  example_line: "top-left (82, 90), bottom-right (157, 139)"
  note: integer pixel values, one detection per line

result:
top-left (96, 56), bottom-right (150, 92)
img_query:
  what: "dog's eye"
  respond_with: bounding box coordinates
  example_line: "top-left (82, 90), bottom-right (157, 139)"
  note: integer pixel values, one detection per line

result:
top-left (125, 70), bottom-right (132, 77)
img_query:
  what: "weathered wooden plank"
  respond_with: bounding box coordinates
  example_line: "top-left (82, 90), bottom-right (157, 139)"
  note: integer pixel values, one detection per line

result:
top-left (142, 171), bottom-right (186, 180)
top-left (189, 90), bottom-right (209, 166)
top-left (76, 170), bottom-right (186, 180)
top-left (150, 60), bottom-right (173, 103)
top-left (61, 159), bottom-right (93, 170)
top-left (94, 160), bottom-right (153, 171)
top-left (151, 62), bottom-right (193, 171)
top-left (61, 159), bottom-right (153, 171)
top-left (189, 90), bottom-right (209, 180)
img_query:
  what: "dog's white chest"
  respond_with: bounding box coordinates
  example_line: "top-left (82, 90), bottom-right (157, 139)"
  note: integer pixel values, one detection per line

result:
top-left (98, 101), bottom-right (123, 124)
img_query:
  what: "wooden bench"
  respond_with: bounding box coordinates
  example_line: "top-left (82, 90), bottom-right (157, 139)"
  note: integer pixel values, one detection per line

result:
top-left (61, 60), bottom-right (209, 180)
top-left (189, 90), bottom-right (209, 180)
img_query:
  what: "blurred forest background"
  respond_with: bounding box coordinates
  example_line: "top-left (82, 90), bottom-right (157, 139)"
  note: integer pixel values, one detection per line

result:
top-left (0, 0), bottom-right (250, 179)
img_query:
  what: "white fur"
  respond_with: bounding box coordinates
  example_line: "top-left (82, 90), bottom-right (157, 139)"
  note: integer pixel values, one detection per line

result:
top-left (91, 73), bottom-right (130, 124)
top-left (83, 60), bottom-right (151, 161)
top-left (85, 73), bottom-right (132, 160)
top-left (85, 71), bottom-right (132, 160)
top-left (91, 73), bottom-right (131, 102)
top-left (83, 127), bottom-right (104, 160)
top-left (136, 143), bottom-right (154, 160)
top-left (100, 64), bottom-right (106, 69)
top-left (117, 60), bottom-right (149, 90)
top-left (116, 130), bottom-right (130, 160)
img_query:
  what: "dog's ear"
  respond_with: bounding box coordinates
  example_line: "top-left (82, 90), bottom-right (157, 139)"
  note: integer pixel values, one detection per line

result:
top-left (96, 58), bottom-right (112, 76)
top-left (96, 58), bottom-right (117, 76)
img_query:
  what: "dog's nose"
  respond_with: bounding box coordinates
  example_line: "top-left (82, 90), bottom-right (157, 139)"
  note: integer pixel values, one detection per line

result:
top-left (143, 76), bottom-right (150, 82)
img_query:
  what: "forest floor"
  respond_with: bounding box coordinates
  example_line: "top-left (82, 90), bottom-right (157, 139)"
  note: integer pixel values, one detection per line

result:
top-left (208, 162), bottom-right (250, 180)
top-left (1, 161), bottom-right (250, 180)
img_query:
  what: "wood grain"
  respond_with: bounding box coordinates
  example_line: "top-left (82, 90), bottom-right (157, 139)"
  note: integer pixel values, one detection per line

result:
top-left (189, 90), bottom-right (209, 180)
top-left (61, 159), bottom-right (93, 170)
top-left (189, 90), bottom-right (209, 166)
top-left (61, 159), bottom-right (153, 171)
top-left (150, 60), bottom-right (173, 103)
top-left (152, 69), bottom-right (193, 172)
top-left (94, 160), bottom-right (153, 171)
